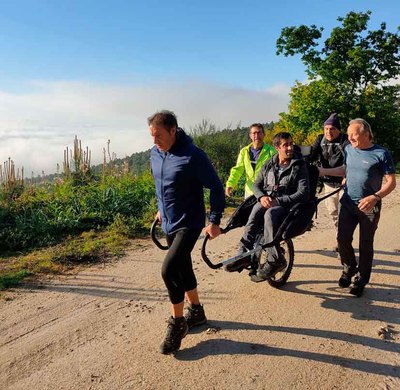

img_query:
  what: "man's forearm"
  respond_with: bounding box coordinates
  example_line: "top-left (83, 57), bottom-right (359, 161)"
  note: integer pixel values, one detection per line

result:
top-left (375, 174), bottom-right (396, 199)
top-left (319, 165), bottom-right (346, 177)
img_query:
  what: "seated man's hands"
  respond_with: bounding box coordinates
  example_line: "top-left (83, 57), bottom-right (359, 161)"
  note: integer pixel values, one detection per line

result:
top-left (260, 196), bottom-right (278, 209)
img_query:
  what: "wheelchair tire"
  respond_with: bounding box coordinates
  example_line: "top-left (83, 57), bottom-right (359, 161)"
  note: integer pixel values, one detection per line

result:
top-left (267, 239), bottom-right (294, 288)
top-left (253, 235), bottom-right (295, 288)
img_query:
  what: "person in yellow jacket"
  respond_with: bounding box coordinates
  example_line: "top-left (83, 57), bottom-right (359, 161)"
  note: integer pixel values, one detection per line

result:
top-left (225, 123), bottom-right (276, 198)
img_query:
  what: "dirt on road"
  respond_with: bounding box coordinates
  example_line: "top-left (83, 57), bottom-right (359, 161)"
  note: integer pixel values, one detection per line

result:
top-left (1, 187), bottom-right (399, 390)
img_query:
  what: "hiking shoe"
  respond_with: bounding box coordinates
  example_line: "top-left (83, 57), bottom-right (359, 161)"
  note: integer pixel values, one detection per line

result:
top-left (224, 256), bottom-right (251, 272)
top-left (338, 272), bottom-right (353, 288)
top-left (256, 260), bottom-right (287, 281)
top-left (159, 316), bottom-right (188, 355)
top-left (349, 278), bottom-right (365, 297)
top-left (184, 304), bottom-right (207, 329)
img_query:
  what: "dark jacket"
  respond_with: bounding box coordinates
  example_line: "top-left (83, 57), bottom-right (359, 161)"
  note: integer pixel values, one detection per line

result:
top-left (150, 128), bottom-right (225, 235)
top-left (253, 153), bottom-right (309, 208)
top-left (309, 133), bottom-right (349, 186)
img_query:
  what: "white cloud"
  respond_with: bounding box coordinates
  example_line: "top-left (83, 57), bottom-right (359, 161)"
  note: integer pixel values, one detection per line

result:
top-left (0, 79), bottom-right (290, 175)
top-left (385, 77), bottom-right (400, 87)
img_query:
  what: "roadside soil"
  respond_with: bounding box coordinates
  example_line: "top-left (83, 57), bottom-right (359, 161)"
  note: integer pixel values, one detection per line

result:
top-left (1, 186), bottom-right (399, 390)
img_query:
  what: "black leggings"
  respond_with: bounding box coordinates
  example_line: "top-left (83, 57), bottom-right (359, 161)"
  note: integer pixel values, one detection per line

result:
top-left (162, 228), bottom-right (202, 304)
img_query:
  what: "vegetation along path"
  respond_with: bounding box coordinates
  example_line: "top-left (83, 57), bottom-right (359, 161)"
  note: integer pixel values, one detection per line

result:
top-left (1, 185), bottom-right (399, 389)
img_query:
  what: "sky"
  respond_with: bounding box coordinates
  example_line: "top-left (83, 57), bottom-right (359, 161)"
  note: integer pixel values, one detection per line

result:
top-left (0, 0), bottom-right (399, 175)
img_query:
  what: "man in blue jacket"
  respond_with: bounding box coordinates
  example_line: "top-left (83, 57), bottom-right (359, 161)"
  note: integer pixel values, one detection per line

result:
top-left (149, 110), bottom-right (225, 354)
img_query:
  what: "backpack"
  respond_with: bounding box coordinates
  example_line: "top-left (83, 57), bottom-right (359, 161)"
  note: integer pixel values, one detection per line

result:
top-left (281, 162), bottom-right (320, 239)
top-left (306, 163), bottom-right (321, 201)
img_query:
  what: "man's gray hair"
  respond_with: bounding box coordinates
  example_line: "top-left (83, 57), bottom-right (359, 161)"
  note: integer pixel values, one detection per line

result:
top-left (147, 110), bottom-right (178, 130)
top-left (349, 118), bottom-right (374, 141)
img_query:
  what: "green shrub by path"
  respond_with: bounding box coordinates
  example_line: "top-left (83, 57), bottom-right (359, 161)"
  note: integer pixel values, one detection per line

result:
top-left (0, 270), bottom-right (32, 290)
top-left (0, 172), bottom-right (156, 251)
top-left (0, 169), bottom-right (157, 290)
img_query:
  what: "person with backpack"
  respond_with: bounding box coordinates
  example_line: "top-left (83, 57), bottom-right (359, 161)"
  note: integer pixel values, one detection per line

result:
top-left (149, 110), bottom-right (225, 354)
top-left (225, 123), bottom-right (276, 198)
top-left (309, 113), bottom-right (349, 232)
top-left (225, 132), bottom-right (310, 279)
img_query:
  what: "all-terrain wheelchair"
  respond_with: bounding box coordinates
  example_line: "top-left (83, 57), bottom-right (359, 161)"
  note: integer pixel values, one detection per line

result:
top-left (151, 156), bottom-right (342, 288)
top-left (201, 159), bottom-right (344, 287)
top-left (201, 191), bottom-right (315, 287)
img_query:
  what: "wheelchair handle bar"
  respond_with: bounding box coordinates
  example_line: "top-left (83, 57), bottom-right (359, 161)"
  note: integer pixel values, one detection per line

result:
top-left (201, 234), bottom-right (223, 269)
top-left (150, 219), bottom-right (169, 250)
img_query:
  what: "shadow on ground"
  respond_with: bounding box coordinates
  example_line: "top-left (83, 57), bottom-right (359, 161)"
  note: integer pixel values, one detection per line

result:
top-left (176, 320), bottom-right (399, 378)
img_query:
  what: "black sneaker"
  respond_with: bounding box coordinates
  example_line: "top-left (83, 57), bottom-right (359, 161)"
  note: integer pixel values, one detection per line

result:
top-left (256, 260), bottom-right (287, 280)
top-left (349, 278), bottom-right (365, 297)
top-left (159, 316), bottom-right (188, 355)
top-left (338, 272), bottom-right (353, 288)
top-left (224, 256), bottom-right (251, 272)
top-left (184, 304), bottom-right (207, 328)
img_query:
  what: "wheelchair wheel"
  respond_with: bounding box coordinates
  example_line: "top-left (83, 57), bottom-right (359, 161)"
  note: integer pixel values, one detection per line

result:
top-left (253, 234), bottom-right (295, 288)
top-left (267, 239), bottom-right (294, 288)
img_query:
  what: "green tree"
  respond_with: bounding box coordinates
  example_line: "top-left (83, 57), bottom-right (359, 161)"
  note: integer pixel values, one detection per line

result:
top-left (189, 120), bottom-right (248, 181)
top-left (276, 11), bottom-right (400, 158)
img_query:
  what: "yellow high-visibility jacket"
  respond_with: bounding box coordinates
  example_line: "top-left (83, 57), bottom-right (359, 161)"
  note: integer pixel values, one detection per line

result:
top-left (226, 143), bottom-right (276, 198)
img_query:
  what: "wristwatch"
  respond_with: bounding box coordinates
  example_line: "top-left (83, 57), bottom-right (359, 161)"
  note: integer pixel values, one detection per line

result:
top-left (373, 193), bottom-right (381, 201)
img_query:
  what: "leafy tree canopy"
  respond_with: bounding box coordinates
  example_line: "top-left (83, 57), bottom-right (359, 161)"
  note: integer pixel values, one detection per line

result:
top-left (276, 11), bottom-right (400, 159)
top-left (277, 11), bottom-right (400, 89)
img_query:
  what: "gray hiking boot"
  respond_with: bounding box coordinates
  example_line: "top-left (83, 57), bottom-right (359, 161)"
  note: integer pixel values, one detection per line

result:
top-left (159, 316), bottom-right (188, 355)
top-left (256, 260), bottom-right (287, 280)
top-left (184, 304), bottom-right (207, 328)
top-left (224, 242), bottom-right (252, 272)
top-left (224, 255), bottom-right (252, 272)
top-left (255, 247), bottom-right (287, 281)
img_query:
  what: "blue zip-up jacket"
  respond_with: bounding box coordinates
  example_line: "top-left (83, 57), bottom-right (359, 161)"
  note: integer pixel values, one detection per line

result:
top-left (150, 128), bottom-right (225, 235)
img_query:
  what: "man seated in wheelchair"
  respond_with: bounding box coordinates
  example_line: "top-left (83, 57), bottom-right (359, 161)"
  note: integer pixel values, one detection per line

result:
top-left (225, 132), bottom-right (310, 280)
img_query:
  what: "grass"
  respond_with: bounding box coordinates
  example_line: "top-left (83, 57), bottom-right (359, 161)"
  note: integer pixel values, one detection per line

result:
top-left (0, 170), bottom-right (158, 292)
top-left (0, 270), bottom-right (32, 290)
top-left (0, 227), bottom-right (133, 291)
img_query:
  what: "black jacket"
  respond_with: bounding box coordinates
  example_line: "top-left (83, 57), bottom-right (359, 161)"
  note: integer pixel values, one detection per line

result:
top-left (309, 133), bottom-right (349, 185)
top-left (253, 153), bottom-right (310, 208)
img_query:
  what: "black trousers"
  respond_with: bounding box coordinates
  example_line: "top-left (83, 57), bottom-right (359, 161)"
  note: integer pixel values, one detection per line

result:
top-left (337, 201), bottom-right (380, 285)
top-left (162, 228), bottom-right (202, 304)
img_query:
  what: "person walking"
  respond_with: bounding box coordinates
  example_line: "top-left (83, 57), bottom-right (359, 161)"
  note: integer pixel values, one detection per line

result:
top-left (149, 110), bottom-right (225, 354)
top-left (225, 123), bottom-right (276, 198)
top-left (319, 119), bottom-right (396, 297)
top-left (309, 113), bottom-right (349, 233)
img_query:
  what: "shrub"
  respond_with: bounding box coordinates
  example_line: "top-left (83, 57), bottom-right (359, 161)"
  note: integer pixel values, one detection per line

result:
top-left (0, 172), bottom-right (156, 251)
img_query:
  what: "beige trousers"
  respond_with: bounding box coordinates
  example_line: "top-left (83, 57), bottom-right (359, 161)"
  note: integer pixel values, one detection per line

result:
top-left (323, 183), bottom-right (343, 229)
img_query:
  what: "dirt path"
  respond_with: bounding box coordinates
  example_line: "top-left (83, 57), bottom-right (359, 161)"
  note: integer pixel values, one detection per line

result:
top-left (1, 187), bottom-right (399, 390)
